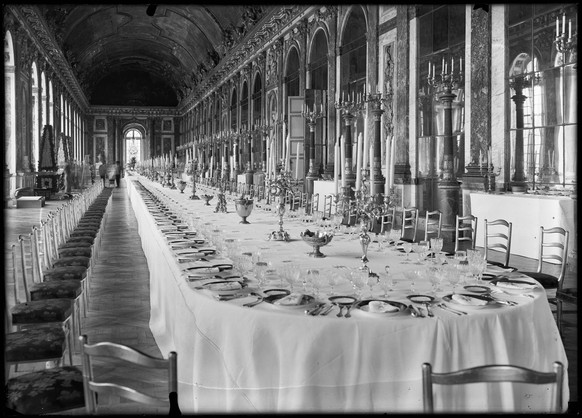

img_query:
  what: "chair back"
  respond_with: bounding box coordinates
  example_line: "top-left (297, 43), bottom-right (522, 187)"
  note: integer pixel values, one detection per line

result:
top-left (422, 361), bottom-right (563, 413)
top-left (484, 219), bottom-right (512, 267)
top-left (424, 210), bottom-right (442, 242)
top-left (311, 193), bottom-right (320, 213)
top-left (79, 335), bottom-right (179, 414)
top-left (380, 206), bottom-right (397, 234)
top-left (323, 194), bottom-right (333, 219)
top-left (537, 226), bottom-right (569, 286)
top-left (401, 207), bottom-right (419, 242)
top-left (454, 214), bottom-right (477, 252)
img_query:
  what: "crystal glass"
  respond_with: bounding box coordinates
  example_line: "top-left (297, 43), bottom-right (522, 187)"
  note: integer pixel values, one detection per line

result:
top-left (402, 242), bottom-right (413, 262)
top-left (389, 228), bottom-right (401, 247)
top-left (427, 266), bottom-right (441, 294)
top-left (327, 270), bottom-right (340, 296)
top-left (254, 261), bottom-right (269, 290)
top-left (430, 237), bottom-right (444, 256)
top-left (446, 265), bottom-right (461, 293)
top-left (350, 270), bottom-right (368, 299)
top-left (309, 269), bottom-right (325, 298)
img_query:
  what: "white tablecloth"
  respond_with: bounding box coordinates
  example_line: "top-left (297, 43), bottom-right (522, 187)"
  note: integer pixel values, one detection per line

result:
top-left (469, 192), bottom-right (576, 258)
top-left (127, 176), bottom-right (569, 413)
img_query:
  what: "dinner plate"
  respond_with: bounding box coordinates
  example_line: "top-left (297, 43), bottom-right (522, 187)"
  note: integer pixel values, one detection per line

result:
top-left (480, 273), bottom-right (497, 281)
top-left (462, 285), bottom-right (491, 294)
top-left (202, 281), bottom-right (248, 295)
top-left (184, 264), bottom-right (233, 274)
top-left (442, 293), bottom-right (495, 310)
top-left (489, 278), bottom-right (537, 294)
top-left (270, 293), bottom-right (317, 310)
top-left (328, 295), bottom-right (357, 306)
top-left (406, 294), bottom-right (436, 304)
top-left (354, 299), bottom-right (408, 316)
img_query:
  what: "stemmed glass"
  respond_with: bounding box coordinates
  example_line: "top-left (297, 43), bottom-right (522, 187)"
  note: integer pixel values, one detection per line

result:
top-left (402, 242), bottom-right (413, 262)
top-left (309, 269), bottom-right (325, 298)
top-left (284, 263), bottom-right (301, 292)
top-left (350, 270), bottom-right (368, 299)
top-left (389, 228), bottom-right (401, 248)
top-left (446, 265), bottom-right (461, 294)
top-left (366, 274), bottom-right (378, 298)
top-left (254, 261), bottom-right (269, 290)
top-left (378, 268), bottom-right (396, 298)
top-left (328, 270), bottom-right (340, 296)
top-left (427, 266), bottom-right (441, 294)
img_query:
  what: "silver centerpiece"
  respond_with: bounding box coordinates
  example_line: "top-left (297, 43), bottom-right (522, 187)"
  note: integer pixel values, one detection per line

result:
top-left (234, 196), bottom-right (254, 224)
top-left (300, 230), bottom-right (334, 258)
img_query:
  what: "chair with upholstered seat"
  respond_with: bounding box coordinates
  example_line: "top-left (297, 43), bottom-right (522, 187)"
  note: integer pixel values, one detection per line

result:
top-left (484, 219), bottom-right (513, 268)
top-left (7, 244), bottom-right (75, 369)
top-left (5, 245), bottom-right (71, 379)
top-left (400, 207), bottom-right (419, 243)
top-left (79, 334), bottom-right (180, 415)
top-left (518, 226), bottom-right (569, 292)
top-left (422, 361), bottom-right (564, 413)
top-left (424, 210), bottom-right (442, 242)
top-left (454, 214), bottom-right (478, 253)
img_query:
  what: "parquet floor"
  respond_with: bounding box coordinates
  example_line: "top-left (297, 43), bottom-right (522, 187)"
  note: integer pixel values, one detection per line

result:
top-left (3, 180), bottom-right (578, 414)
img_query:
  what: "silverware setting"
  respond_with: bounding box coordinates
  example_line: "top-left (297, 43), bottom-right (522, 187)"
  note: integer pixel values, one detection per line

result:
top-left (305, 303), bottom-right (325, 316)
top-left (437, 303), bottom-right (467, 316)
top-left (424, 303), bottom-right (434, 317)
top-left (319, 304), bottom-right (334, 316)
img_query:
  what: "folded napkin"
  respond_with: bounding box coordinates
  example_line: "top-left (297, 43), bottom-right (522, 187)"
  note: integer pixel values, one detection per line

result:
top-left (207, 282), bottom-right (242, 292)
top-left (485, 264), bottom-right (515, 275)
top-left (451, 294), bottom-right (488, 306)
top-left (368, 301), bottom-right (399, 313)
top-left (495, 281), bottom-right (536, 290)
top-left (275, 293), bottom-right (305, 306)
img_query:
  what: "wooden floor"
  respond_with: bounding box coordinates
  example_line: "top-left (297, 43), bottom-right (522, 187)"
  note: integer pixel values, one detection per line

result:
top-left (4, 179), bottom-right (578, 413)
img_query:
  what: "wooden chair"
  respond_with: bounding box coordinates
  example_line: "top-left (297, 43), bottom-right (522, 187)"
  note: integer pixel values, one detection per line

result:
top-left (518, 226), bottom-right (569, 291)
top-left (323, 194), bottom-right (333, 219)
top-left (454, 214), bottom-right (478, 253)
top-left (422, 361), bottom-right (564, 413)
top-left (400, 207), bottom-right (419, 243)
top-left (8, 244), bottom-right (75, 369)
top-left (484, 219), bottom-right (513, 268)
top-left (5, 245), bottom-right (71, 379)
top-left (556, 288), bottom-right (577, 336)
top-left (79, 335), bottom-right (180, 415)
top-left (380, 206), bottom-right (397, 234)
top-left (424, 210), bottom-right (442, 242)
top-left (311, 193), bottom-right (320, 214)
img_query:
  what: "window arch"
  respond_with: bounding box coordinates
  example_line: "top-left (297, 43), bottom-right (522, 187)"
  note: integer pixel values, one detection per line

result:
top-left (31, 62), bottom-right (40, 171)
top-left (5, 30), bottom-right (17, 182)
top-left (125, 128), bottom-right (142, 164)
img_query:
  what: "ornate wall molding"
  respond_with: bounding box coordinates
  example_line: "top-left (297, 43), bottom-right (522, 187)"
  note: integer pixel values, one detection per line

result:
top-left (8, 5), bottom-right (89, 110)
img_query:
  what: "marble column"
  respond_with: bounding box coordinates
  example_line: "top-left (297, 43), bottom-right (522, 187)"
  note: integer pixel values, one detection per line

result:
top-left (342, 113), bottom-right (356, 199)
top-left (370, 106), bottom-right (385, 199)
top-left (394, 5), bottom-right (411, 183)
top-left (509, 76), bottom-right (528, 192)
top-left (305, 121), bottom-right (318, 195)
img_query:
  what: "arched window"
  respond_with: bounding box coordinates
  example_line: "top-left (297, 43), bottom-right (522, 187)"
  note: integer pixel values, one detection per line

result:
top-left (125, 128), bottom-right (142, 164)
top-left (5, 30), bottom-right (17, 183)
top-left (31, 62), bottom-right (40, 171)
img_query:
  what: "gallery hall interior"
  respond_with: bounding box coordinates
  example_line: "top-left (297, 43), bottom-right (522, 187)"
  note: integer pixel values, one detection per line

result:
top-left (3, 3), bottom-right (578, 414)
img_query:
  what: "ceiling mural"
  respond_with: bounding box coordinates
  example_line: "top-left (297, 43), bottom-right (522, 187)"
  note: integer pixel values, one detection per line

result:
top-left (36, 4), bottom-right (267, 106)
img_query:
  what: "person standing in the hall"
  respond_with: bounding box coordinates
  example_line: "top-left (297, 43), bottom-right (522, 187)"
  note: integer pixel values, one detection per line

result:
top-left (98, 159), bottom-right (107, 187)
top-left (114, 161), bottom-right (123, 188)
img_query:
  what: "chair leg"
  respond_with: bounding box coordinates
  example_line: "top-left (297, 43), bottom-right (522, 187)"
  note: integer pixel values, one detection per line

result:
top-left (556, 299), bottom-right (563, 337)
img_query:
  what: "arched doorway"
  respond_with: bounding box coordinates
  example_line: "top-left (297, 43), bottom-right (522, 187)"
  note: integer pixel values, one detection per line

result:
top-left (124, 125), bottom-right (145, 169)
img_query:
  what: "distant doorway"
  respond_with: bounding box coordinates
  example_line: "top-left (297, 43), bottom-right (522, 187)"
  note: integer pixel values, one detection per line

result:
top-left (125, 128), bottom-right (142, 168)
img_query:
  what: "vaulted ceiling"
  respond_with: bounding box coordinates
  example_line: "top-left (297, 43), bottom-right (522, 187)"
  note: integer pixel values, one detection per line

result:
top-left (37, 4), bottom-right (268, 107)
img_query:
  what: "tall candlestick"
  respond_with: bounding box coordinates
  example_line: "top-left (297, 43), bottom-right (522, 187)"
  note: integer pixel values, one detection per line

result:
top-left (295, 142), bottom-right (300, 179)
top-left (340, 135), bottom-right (346, 188)
top-left (451, 57), bottom-right (454, 73)
top-left (563, 14), bottom-right (566, 35)
top-left (569, 19), bottom-right (572, 39)
top-left (363, 128), bottom-right (369, 170)
top-left (355, 132), bottom-right (363, 191)
top-left (557, 17), bottom-right (560, 37)
top-left (389, 136), bottom-right (395, 189)
top-left (334, 141), bottom-right (339, 196)
top-left (369, 142), bottom-right (374, 197)
top-left (384, 137), bottom-right (390, 196)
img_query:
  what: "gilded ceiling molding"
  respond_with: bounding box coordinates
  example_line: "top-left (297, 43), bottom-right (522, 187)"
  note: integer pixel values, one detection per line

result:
top-left (87, 106), bottom-right (180, 118)
top-left (9, 5), bottom-right (89, 110)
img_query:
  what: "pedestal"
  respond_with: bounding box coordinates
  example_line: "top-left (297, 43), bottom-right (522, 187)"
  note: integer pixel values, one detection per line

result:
top-left (437, 180), bottom-right (460, 242)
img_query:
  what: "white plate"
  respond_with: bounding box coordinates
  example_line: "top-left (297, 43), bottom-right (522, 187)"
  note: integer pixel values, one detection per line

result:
top-left (202, 281), bottom-right (247, 295)
top-left (490, 278), bottom-right (537, 294)
top-left (270, 293), bottom-right (317, 310)
top-left (442, 293), bottom-right (495, 310)
top-left (355, 300), bottom-right (408, 316)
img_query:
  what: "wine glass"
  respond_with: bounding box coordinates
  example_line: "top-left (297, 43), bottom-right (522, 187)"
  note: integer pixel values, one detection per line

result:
top-left (431, 237), bottom-right (444, 256)
top-left (427, 266), bottom-right (440, 294)
top-left (350, 270), bottom-right (368, 299)
top-left (366, 274), bottom-right (377, 298)
top-left (389, 228), bottom-right (401, 247)
top-left (309, 269), bottom-right (325, 298)
top-left (446, 265), bottom-right (461, 294)
top-left (402, 242), bottom-right (413, 262)
top-left (254, 261), bottom-right (269, 290)
top-left (328, 270), bottom-right (340, 296)
top-left (403, 270), bottom-right (419, 294)
top-left (285, 263), bottom-right (301, 292)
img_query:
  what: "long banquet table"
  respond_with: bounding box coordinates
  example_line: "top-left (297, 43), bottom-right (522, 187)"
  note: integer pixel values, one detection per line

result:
top-left (127, 175), bottom-right (569, 413)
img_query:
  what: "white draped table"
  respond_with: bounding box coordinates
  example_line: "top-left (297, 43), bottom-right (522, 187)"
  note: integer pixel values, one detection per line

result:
top-left (127, 176), bottom-right (569, 413)
top-left (469, 192), bottom-right (576, 258)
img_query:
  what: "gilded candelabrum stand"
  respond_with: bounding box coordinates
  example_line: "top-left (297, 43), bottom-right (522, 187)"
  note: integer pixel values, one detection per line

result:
top-left (428, 58), bottom-right (463, 234)
top-left (365, 89), bottom-right (388, 204)
top-left (214, 179), bottom-right (228, 213)
top-left (335, 96), bottom-right (364, 201)
top-left (268, 171), bottom-right (292, 242)
top-left (302, 105), bottom-right (324, 199)
top-left (188, 161), bottom-right (200, 200)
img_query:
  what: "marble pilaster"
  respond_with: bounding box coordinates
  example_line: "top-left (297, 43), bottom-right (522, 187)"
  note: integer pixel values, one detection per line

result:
top-left (393, 5), bottom-right (411, 184)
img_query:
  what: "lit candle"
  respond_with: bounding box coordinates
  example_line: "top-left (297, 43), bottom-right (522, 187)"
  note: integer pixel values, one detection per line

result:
top-left (569, 19), bottom-right (572, 39)
top-left (556, 17), bottom-right (560, 37)
top-left (563, 14), bottom-right (566, 35)
top-left (459, 58), bottom-right (463, 73)
top-left (451, 57), bottom-right (454, 73)
top-left (428, 62), bottom-right (431, 78)
top-left (442, 57), bottom-right (445, 73)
